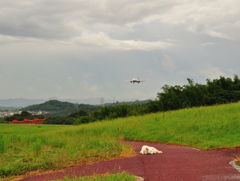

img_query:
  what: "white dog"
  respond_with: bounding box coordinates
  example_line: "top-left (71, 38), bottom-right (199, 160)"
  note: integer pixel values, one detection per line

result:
top-left (140, 145), bottom-right (162, 154)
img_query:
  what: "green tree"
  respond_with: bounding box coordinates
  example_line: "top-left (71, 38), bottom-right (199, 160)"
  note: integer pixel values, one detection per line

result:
top-left (20, 111), bottom-right (31, 117)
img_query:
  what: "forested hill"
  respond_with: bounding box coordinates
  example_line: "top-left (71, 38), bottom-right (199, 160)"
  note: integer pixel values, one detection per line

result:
top-left (21, 99), bottom-right (150, 116)
top-left (21, 100), bottom-right (101, 116)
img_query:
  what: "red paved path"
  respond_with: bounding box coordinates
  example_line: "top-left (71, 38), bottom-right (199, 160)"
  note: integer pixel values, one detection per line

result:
top-left (20, 141), bottom-right (240, 181)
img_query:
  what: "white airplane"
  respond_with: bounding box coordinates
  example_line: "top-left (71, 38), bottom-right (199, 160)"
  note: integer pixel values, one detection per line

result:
top-left (127, 77), bottom-right (146, 84)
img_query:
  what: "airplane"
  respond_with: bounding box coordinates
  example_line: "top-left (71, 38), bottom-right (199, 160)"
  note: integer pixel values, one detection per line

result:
top-left (127, 77), bottom-right (146, 84)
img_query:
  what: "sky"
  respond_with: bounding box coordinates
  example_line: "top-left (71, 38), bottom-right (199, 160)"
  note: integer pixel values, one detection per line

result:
top-left (1, 0), bottom-right (240, 101)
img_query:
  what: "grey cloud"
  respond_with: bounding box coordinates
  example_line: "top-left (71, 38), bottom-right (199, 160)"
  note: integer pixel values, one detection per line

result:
top-left (0, 0), bottom-right (240, 100)
top-left (0, 0), bottom-right (84, 39)
top-left (0, 0), bottom-right (180, 39)
top-left (2, 0), bottom-right (239, 42)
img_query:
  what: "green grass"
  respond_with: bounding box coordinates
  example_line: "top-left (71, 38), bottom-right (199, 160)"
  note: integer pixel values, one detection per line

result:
top-left (56, 172), bottom-right (136, 181)
top-left (1, 102), bottom-right (240, 179)
top-left (0, 124), bottom-right (135, 179)
top-left (0, 124), bottom-right (66, 135)
top-left (77, 102), bottom-right (240, 150)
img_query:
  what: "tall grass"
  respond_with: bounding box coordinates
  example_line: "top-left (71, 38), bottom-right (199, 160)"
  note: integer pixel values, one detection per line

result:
top-left (1, 102), bottom-right (240, 179)
top-left (108, 102), bottom-right (240, 149)
top-left (0, 125), bottom-right (135, 179)
top-left (33, 138), bottom-right (42, 156)
top-left (0, 134), bottom-right (4, 154)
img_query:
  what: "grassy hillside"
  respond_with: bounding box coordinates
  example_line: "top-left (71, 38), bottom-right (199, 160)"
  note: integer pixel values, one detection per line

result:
top-left (66, 101), bottom-right (240, 150)
top-left (1, 102), bottom-right (240, 179)
top-left (106, 102), bottom-right (240, 149)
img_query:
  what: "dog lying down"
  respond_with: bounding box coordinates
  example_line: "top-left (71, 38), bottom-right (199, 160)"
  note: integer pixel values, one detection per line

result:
top-left (140, 145), bottom-right (162, 154)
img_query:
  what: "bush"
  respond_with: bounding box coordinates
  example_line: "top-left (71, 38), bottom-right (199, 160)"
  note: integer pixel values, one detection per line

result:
top-left (73, 116), bottom-right (96, 125)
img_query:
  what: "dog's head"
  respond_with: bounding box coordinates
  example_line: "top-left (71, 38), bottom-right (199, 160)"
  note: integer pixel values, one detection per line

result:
top-left (140, 147), bottom-right (149, 154)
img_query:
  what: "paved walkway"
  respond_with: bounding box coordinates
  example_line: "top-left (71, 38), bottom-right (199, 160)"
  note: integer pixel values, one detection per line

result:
top-left (20, 141), bottom-right (240, 181)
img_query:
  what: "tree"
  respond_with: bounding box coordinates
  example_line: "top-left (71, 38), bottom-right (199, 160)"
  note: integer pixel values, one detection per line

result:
top-left (20, 111), bottom-right (31, 117)
top-left (69, 110), bottom-right (88, 118)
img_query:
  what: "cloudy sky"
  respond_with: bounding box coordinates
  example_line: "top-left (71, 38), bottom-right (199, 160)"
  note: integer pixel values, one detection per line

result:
top-left (1, 0), bottom-right (240, 101)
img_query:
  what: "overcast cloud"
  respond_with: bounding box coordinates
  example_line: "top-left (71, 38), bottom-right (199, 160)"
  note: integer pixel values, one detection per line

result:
top-left (1, 0), bottom-right (240, 102)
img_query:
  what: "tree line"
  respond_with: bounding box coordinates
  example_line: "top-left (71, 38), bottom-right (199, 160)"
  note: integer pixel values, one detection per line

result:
top-left (4, 111), bottom-right (45, 122)
top-left (156, 75), bottom-right (240, 111)
top-left (44, 104), bottom-right (149, 125)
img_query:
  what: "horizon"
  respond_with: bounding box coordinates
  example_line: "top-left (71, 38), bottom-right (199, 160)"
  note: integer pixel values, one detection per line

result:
top-left (0, 97), bottom-right (154, 108)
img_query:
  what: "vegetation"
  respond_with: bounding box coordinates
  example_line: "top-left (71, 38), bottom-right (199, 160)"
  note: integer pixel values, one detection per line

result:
top-left (82, 102), bottom-right (240, 150)
top-left (4, 111), bottom-right (45, 122)
top-left (44, 110), bottom-right (90, 125)
top-left (0, 110), bottom-right (9, 112)
top-left (0, 120), bottom-right (8, 123)
top-left (0, 107), bottom-right (17, 111)
top-left (21, 100), bottom-right (102, 117)
top-left (0, 124), bottom-right (135, 179)
top-left (155, 75), bottom-right (240, 111)
top-left (2, 101), bottom-right (240, 179)
top-left (104, 100), bottom-right (150, 106)
top-left (44, 103), bottom-right (148, 125)
top-left (56, 172), bottom-right (136, 181)
top-left (20, 100), bottom-right (150, 117)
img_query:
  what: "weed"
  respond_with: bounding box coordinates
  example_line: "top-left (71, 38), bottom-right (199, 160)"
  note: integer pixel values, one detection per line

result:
top-left (33, 139), bottom-right (42, 156)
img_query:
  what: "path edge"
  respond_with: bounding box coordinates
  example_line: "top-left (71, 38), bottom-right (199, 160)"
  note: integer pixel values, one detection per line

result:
top-left (135, 176), bottom-right (144, 181)
top-left (229, 159), bottom-right (240, 173)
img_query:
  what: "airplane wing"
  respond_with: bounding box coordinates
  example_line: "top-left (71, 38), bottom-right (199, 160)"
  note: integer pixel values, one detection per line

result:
top-left (140, 79), bottom-right (149, 82)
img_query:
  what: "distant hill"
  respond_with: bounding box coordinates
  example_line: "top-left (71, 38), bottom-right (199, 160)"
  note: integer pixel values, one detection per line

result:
top-left (0, 98), bottom-right (47, 108)
top-left (0, 98), bottom-right (150, 107)
top-left (21, 100), bottom-right (101, 116)
top-left (0, 106), bottom-right (18, 110)
top-left (20, 99), bottom-right (151, 117)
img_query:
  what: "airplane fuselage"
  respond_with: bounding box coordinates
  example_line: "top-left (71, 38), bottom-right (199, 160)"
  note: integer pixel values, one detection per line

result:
top-left (130, 79), bottom-right (141, 83)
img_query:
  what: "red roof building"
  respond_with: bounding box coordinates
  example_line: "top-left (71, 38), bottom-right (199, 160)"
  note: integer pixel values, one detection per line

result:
top-left (10, 118), bottom-right (46, 124)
